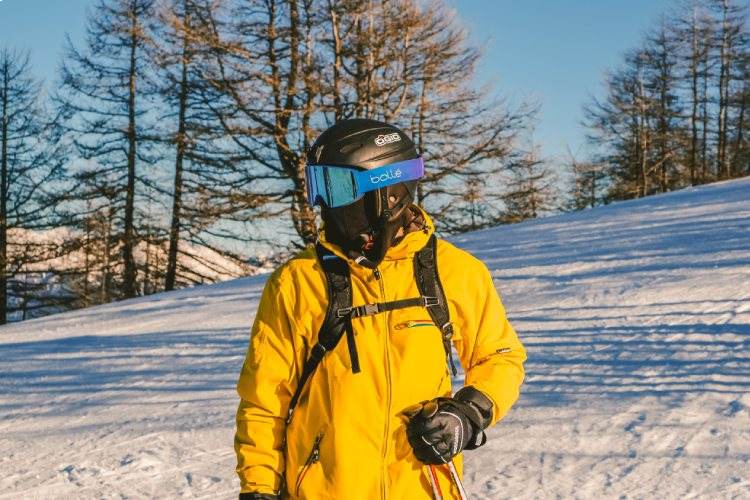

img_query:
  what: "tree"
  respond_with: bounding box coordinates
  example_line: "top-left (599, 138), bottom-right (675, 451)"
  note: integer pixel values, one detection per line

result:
top-left (0, 48), bottom-right (66, 324)
top-left (583, 0), bottom-right (749, 202)
top-left (56, 0), bottom-right (156, 299)
top-left (438, 174), bottom-right (506, 233)
top-left (677, 0), bottom-right (714, 184)
top-left (198, 0), bottom-right (532, 245)
top-left (150, 0), bottom-right (234, 291)
top-left (503, 147), bottom-right (557, 223)
top-left (643, 18), bottom-right (684, 192)
top-left (563, 147), bottom-right (607, 211)
top-left (710, 0), bottom-right (746, 179)
top-left (585, 49), bottom-right (654, 200)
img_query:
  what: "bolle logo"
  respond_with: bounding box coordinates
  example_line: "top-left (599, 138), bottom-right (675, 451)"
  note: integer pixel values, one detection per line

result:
top-left (374, 133), bottom-right (401, 147)
top-left (370, 168), bottom-right (402, 184)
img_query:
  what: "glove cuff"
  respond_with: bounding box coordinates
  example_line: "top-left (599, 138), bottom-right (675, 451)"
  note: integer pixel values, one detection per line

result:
top-left (454, 386), bottom-right (494, 450)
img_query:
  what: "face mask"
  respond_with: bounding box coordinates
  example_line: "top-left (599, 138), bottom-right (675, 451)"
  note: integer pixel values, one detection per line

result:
top-left (322, 183), bottom-right (413, 267)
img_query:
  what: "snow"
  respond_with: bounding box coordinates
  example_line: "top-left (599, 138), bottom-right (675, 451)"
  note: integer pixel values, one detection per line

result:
top-left (2, 178), bottom-right (749, 499)
top-left (8, 227), bottom-right (273, 322)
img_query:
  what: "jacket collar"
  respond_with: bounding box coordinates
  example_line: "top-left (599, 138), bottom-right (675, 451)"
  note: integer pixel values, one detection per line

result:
top-left (317, 205), bottom-right (435, 267)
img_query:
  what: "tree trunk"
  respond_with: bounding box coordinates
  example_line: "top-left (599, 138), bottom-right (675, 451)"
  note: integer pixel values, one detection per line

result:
top-left (0, 63), bottom-right (8, 324)
top-left (716, 0), bottom-right (731, 179)
top-left (637, 66), bottom-right (649, 198)
top-left (730, 84), bottom-right (747, 171)
top-left (700, 41), bottom-right (710, 183)
top-left (101, 208), bottom-right (113, 304)
top-left (122, 9), bottom-right (139, 298)
top-left (415, 71), bottom-right (430, 205)
top-left (328, 1), bottom-right (343, 120)
top-left (689, 5), bottom-right (700, 185)
top-left (165, 2), bottom-right (190, 292)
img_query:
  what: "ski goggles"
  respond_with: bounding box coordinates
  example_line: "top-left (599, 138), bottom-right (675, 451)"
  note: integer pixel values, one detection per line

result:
top-left (305, 157), bottom-right (424, 208)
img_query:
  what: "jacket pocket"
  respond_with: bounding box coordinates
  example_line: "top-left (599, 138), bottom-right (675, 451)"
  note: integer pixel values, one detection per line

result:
top-left (294, 431), bottom-right (324, 497)
top-left (394, 319), bottom-right (436, 330)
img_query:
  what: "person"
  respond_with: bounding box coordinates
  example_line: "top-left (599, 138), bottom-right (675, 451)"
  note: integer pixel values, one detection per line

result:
top-left (235, 119), bottom-right (526, 499)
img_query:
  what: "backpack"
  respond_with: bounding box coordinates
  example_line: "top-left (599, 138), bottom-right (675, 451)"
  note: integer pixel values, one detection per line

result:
top-left (286, 234), bottom-right (455, 424)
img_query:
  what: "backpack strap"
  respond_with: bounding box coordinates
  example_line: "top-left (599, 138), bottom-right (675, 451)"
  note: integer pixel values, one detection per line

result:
top-left (414, 234), bottom-right (458, 376)
top-left (286, 243), bottom-right (358, 424)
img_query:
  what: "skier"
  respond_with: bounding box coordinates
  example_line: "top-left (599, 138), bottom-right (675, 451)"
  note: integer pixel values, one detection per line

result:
top-left (235, 119), bottom-right (526, 499)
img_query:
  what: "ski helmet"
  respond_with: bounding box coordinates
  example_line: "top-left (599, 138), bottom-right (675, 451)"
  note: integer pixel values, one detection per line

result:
top-left (306, 118), bottom-right (423, 266)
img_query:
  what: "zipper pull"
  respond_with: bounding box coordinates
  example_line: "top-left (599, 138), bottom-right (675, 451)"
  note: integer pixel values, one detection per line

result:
top-left (373, 268), bottom-right (381, 280)
top-left (310, 433), bottom-right (323, 464)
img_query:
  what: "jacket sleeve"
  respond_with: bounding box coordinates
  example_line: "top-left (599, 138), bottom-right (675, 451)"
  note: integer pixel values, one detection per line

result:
top-left (235, 271), bottom-right (298, 494)
top-left (456, 261), bottom-right (526, 425)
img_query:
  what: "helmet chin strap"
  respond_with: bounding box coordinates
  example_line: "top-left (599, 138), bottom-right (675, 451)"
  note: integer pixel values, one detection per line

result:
top-left (354, 194), bottom-right (409, 268)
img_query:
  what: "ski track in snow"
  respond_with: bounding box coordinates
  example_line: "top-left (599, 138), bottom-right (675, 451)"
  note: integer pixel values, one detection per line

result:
top-left (1, 178), bottom-right (750, 499)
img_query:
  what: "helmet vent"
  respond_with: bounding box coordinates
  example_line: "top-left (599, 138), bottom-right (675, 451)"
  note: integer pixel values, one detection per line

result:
top-left (339, 143), bottom-right (363, 155)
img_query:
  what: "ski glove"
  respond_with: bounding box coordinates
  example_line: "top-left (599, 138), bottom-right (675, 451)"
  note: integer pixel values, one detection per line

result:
top-left (238, 493), bottom-right (278, 500)
top-left (404, 386), bottom-right (493, 465)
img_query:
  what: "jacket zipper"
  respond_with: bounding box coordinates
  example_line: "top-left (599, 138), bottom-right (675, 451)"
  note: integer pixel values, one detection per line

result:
top-left (295, 432), bottom-right (323, 497)
top-left (374, 267), bottom-right (391, 500)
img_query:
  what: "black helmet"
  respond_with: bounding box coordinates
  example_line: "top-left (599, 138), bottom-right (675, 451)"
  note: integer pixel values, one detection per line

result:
top-left (307, 118), bottom-right (422, 266)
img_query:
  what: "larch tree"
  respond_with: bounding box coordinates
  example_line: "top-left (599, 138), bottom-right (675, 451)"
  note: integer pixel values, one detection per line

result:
top-left (0, 48), bottom-right (66, 324)
top-left (710, 0), bottom-right (746, 179)
top-left (643, 18), bottom-right (685, 192)
top-left (56, 0), bottom-right (156, 299)
top-left (563, 148), bottom-right (607, 211)
top-left (150, 0), bottom-right (234, 291)
top-left (196, 0), bottom-right (532, 245)
top-left (502, 147), bottom-right (557, 223)
top-left (582, 0), bottom-right (749, 204)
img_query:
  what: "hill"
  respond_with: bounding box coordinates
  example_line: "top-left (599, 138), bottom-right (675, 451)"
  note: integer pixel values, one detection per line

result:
top-left (1, 178), bottom-right (749, 499)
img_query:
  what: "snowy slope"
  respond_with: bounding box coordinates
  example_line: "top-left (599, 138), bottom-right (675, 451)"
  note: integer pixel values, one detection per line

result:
top-left (1, 178), bottom-right (749, 499)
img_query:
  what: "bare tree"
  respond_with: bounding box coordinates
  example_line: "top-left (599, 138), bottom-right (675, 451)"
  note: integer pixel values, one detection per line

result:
top-left (56, 0), bottom-right (156, 299)
top-left (678, 0), bottom-right (714, 184)
top-left (503, 147), bottom-right (557, 223)
top-left (644, 18), bottom-right (684, 192)
top-left (563, 147), bottom-right (607, 211)
top-left (196, 0), bottom-right (532, 244)
top-left (438, 174), bottom-right (506, 234)
top-left (583, 0), bottom-right (749, 203)
top-left (149, 0), bottom-right (237, 290)
top-left (0, 48), bottom-right (66, 324)
top-left (710, 0), bottom-right (746, 178)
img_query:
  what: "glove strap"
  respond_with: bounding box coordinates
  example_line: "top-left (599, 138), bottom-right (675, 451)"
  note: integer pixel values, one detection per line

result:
top-left (454, 386), bottom-right (493, 450)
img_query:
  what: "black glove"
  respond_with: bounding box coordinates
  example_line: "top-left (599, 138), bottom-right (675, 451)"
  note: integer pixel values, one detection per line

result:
top-left (239, 493), bottom-right (278, 500)
top-left (404, 386), bottom-right (493, 465)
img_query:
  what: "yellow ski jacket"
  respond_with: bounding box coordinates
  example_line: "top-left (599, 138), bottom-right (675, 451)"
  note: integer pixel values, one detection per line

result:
top-left (235, 208), bottom-right (526, 499)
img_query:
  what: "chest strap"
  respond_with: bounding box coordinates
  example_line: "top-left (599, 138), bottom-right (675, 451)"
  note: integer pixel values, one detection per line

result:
top-left (337, 296), bottom-right (439, 318)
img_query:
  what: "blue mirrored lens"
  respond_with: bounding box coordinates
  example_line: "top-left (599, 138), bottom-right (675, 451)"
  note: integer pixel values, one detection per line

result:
top-left (325, 167), bottom-right (358, 207)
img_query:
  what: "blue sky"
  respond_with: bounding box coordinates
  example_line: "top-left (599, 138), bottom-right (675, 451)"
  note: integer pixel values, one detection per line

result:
top-left (1, 0), bottom-right (671, 162)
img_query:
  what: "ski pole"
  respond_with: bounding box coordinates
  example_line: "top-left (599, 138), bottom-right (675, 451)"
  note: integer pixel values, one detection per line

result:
top-left (426, 464), bottom-right (443, 500)
top-left (446, 460), bottom-right (469, 500)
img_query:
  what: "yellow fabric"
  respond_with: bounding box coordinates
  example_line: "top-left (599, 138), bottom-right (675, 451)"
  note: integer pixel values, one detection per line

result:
top-left (235, 208), bottom-right (526, 499)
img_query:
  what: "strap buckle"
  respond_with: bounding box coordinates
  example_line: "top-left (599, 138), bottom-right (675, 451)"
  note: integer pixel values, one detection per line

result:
top-left (338, 303), bottom-right (380, 318)
top-left (423, 296), bottom-right (440, 307)
top-left (352, 303), bottom-right (379, 317)
top-left (361, 303), bottom-right (379, 316)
